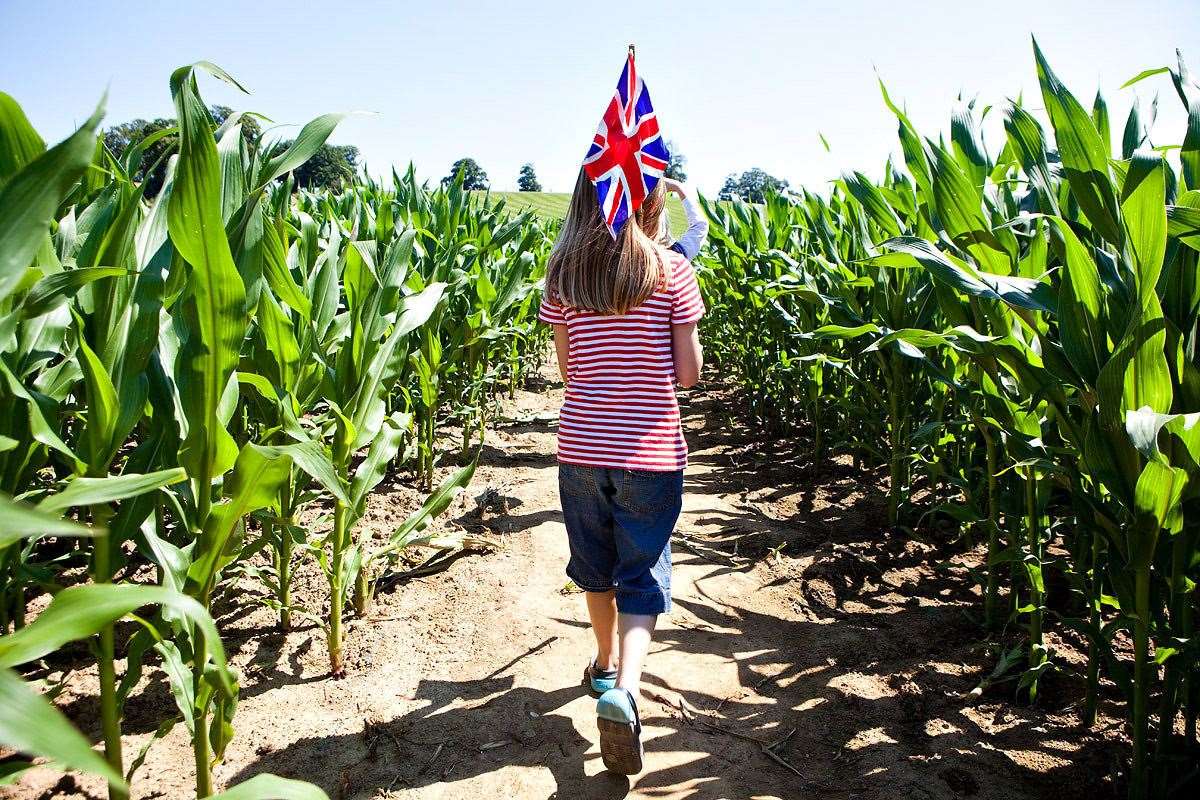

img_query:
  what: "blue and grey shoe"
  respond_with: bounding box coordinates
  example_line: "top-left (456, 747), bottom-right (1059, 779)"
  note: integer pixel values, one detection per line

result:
top-left (596, 687), bottom-right (643, 774)
top-left (584, 660), bottom-right (618, 694)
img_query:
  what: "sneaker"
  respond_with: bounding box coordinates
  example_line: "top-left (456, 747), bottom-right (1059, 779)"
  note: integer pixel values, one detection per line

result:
top-left (596, 687), bottom-right (643, 774)
top-left (584, 660), bottom-right (618, 694)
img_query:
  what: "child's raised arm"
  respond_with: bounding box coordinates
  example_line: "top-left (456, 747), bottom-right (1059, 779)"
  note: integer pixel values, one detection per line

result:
top-left (663, 179), bottom-right (709, 261)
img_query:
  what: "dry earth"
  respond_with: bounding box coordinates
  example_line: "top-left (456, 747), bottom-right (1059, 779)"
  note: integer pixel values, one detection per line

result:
top-left (6, 370), bottom-right (1131, 800)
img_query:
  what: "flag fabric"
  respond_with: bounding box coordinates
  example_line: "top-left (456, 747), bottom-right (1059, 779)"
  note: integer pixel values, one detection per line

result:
top-left (582, 49), bottom-right (670, 238)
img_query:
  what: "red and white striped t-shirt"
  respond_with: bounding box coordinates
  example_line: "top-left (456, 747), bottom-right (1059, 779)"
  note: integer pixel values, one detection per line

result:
top-left (538, 254), bottom-right (705, 472)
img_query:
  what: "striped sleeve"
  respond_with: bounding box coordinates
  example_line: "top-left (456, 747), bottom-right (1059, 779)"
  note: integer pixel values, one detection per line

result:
top-left (669, 258), bottom-right (705, 324)
top-left (538, 290), bottom-right (566, 325)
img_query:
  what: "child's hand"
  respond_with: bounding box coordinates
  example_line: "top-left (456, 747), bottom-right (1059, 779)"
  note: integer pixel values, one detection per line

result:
top-left (662, 178), bottom-right (684, 196)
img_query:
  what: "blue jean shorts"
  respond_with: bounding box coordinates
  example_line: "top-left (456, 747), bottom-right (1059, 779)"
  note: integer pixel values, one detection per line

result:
top-left (558, 463), bottom-right (684, 615)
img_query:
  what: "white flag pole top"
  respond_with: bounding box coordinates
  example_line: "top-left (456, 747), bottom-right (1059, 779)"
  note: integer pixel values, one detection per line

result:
top-left (582, 45), bottom-right (671, 238)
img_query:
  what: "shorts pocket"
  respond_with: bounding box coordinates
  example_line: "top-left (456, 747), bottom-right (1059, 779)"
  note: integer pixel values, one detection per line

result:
top-left (620, 469), bottom-right (683, 515)
top-left (560, 463), bottom-right (598, 500)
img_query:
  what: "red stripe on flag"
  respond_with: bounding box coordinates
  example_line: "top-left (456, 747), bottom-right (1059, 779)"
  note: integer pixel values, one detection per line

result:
top-left (639, 153), bottom-right (667, 170)
top-left (606, 180), bottom-right (624, 226)
top-left (635, 115), bottom-right (659, 142)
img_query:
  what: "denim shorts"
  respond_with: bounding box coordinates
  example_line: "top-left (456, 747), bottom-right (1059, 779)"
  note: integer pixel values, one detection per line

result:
top-left (558, 463), bottom-right (684, 615)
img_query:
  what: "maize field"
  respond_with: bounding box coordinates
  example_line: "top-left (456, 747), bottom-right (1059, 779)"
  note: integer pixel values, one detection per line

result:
top-left (697, 41), bottom-right (1200, 800)
top-left (2, 40), bottom-right (1200, 800)
top-left (0, 64), bottom-right (552, 799)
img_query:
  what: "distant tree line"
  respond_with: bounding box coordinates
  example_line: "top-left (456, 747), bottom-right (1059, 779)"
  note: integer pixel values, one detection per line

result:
top-left (105, 122), bottom-right (787, 200)
top-left (436, 147), bottom-right (789, 202)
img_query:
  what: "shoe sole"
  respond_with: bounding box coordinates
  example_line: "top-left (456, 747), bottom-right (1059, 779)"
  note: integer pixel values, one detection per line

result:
top-left (598, 716), bottom-right (643, 775)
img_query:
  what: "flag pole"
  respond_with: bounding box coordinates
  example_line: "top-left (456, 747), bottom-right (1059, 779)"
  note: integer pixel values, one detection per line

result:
top-left (628, 43), bottom-right (635, 61)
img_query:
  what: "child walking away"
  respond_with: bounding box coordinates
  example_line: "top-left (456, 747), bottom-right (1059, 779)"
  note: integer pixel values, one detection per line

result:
top-left (538, 46), bottom-right (706, 777)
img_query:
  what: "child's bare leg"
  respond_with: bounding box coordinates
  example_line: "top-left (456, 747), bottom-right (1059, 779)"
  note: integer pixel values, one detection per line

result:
top-left (585, 590), bottom-right (619, 670)
top-left (616, 613), bottom-right (657, 691)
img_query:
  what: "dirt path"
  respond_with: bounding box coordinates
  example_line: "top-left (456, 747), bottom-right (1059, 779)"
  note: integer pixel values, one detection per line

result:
top-left (11, 375), bottom-right (1127, 800)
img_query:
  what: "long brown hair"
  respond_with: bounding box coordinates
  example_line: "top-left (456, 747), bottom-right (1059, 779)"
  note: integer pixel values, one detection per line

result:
top-left (545, 169), bottom-right (668, 315)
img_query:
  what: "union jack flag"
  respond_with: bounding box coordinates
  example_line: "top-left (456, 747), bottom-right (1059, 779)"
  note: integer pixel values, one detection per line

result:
top-left (582, 49), bottom-right (670, 238)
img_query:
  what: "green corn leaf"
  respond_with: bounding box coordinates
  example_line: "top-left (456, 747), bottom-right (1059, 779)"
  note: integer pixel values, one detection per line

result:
top-left (1131, 460), bottom-right (1186, 567)
top-left (1129, 296), bottom-right (1173, 416)
top-left (261, 215), bottom-right (311, 318)
top-left (1122, 98), bottom-right (1146, 159)
top-left (841, 172), bottom-right (903, 238)
top-left (274, 439), bottom-right (350, 507)
top-left (950, 98), bottom-right (989, 189)
top-left (1154, 646), bottom-right (1179, 665)
top-left (812, 323), bottom-right (883, 340)
top-left (1170, 51), bottom-right (1200, 190)
top-left (1121, 66), bottom-right (1170, 89)
top-left (879, 78), bottom-right (933, 202)
top-left (168, 63), bottom-right (247, 483)
top-left (349, 413), bottom-right (407, 517)
top-left (1097, 303), bottom-right (1172, 433)
top-left (1004, 103), bottom-right (1059, 214)
top-left (0, 668), bottom-right (124, 787)
top-left (0, 492), bottom-right (93, 546)
top-left (0, 91), bottom-right (46, 182)
top-left (342, 240), bottom-right (379, 314)
top-left (209, 689), bottom-right (237, 762)
top-left (0, 359), bottom-right (79, 468)
top-left (256, 288), bottom-right (302, 391)
top-left (153, 639), bottom-right (196, 733)
top-left (927, 142), bottom-right (1010, 274)
top-left (216, 123), bottom-right (246, 223)
top-left (257, 113), bottom-right (352, 191)
top-left (1048, 218), bottom-right (1106, 384)
top-left (205, 773), bottom-right (330, 800)
top-left (72, 309), bottom-right (121, 471)
top-left (186, 442), bottom-right (293, 599)
top-left (237, 371), bottom-right (280, 403)
top-left (1121, 150), bottom-right (1168, 305)
top-left (883, 236), bottom-right (1053, 312)
top-left (1033, 38), bottom-right (1123, 246)
top-left (374, 457), bottom-right (477, 559)
top-left (1093, 90), bottom-right (1112, 159)
top-left (346, 282), bottom-right (446, 449)
top-left (0, 585), bottom-right (231, 701)
top-left (0, 97), bottom-right (104, 303)
top-left (20, 266), bottom-right (129, 319)
top-left (864, 328), bottom-right (953, 351)
top-left (1167, 199), bottom-right (1200, 252)
top-left (475, 268), bottom-right (497, 306)
top-left (37, 468), bottom-right (186, 513)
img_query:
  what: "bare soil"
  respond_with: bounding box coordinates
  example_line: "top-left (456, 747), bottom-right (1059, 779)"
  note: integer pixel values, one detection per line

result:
top-left (6, 371), bottom-right (1131, 800)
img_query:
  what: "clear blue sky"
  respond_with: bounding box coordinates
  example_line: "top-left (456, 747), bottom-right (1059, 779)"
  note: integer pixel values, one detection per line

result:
top-left (2, 1), bottom-right (1197, 195)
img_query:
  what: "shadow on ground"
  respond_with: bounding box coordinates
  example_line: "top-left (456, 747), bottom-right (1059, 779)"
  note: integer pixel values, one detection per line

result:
top-left (227, 558), bottom-right (1122, 800)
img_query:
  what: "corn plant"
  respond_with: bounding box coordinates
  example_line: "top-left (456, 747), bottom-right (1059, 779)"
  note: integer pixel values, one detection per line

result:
top-left (0, 62), bottom-right (364, 799)
top-left (697, 42), bottom-right (1200, 799)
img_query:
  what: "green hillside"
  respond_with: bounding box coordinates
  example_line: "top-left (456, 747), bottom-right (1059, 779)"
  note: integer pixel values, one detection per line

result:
top-left (476, 191), bottom-right (689, 234)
